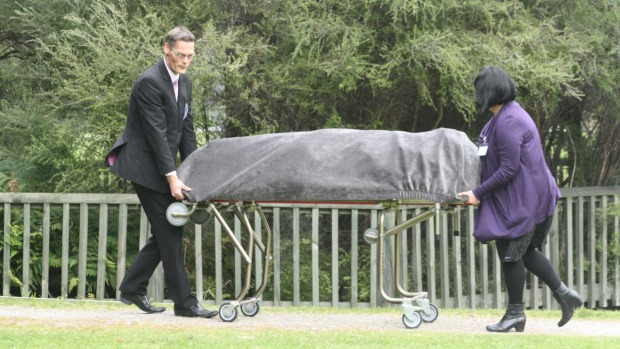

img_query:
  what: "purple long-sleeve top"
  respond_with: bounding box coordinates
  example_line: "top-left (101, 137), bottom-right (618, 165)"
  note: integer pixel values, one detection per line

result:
top-left (472, 101), bottom-right (560, 242)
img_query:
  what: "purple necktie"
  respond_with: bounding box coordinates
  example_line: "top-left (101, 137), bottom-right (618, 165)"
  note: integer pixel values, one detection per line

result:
top-left (173, 79), bottom-right (178, 101)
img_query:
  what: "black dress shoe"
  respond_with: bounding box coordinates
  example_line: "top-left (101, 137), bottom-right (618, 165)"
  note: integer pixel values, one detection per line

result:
top-left (119, 293), bottom-right (166, 314)
top-left (174, 303), bottom-right (218, 318)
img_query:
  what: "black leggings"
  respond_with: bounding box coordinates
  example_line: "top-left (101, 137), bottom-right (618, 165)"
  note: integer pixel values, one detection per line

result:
top-left (495, 218), bottom-right (562, 304)
top-left (498, 247), bottom-right (562, 304)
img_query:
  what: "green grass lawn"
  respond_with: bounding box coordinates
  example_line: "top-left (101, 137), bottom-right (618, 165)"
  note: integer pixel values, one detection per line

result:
top-left (0, 298), bottom-right (619, 349)
top-left (2, 326), bottom-right (619, 349)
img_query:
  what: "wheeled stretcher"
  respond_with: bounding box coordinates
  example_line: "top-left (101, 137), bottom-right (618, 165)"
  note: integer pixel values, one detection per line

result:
top-left (168, 199), bottom-right (272, 322)
top-left (166, 128), bottom-right (480, 328)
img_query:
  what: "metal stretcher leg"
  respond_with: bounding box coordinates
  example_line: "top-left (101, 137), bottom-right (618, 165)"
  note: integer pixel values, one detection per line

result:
top-left (393, 210), bottom-right (440, 324)
top-left (208, 202), bottom-right (272, 322)
top-left (364, 203), bottom-right (444, 329)
top-left (165, 201), bottom-right (272, 322)
top-left (225, 205), bottom-right (272, 319)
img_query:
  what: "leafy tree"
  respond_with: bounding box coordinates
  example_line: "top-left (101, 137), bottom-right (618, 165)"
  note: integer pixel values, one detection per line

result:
top-left (526, 0), bottom-right (620, 186)
top-left (0, 0), bottom-right (618, 303)
top-left (2, 0), bottom-right (619, 192)
top-left (26, 1), bottom-right (167, 193)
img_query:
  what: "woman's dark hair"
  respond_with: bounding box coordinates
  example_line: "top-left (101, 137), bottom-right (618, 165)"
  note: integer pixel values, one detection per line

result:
top-left (474, 66), bottom-right (517, 114)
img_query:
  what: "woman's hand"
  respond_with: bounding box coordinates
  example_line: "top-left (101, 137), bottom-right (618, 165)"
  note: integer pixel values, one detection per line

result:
top-left (458, 190), bottom-right (480, 205)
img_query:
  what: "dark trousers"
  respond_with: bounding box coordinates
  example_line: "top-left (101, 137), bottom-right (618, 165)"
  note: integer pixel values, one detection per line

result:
top-left (119, 183), bottom-right (198, 308)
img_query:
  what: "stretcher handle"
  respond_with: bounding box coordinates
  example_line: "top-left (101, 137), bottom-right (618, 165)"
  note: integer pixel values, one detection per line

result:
top-left (381, 203), bottom-right (440, 238)
top-left (170, 203), bottom-right (197, 218)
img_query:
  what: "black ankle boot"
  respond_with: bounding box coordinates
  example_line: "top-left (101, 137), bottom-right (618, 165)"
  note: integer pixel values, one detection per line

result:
top-left (486, 303), bottom-right (526, 333)
top-left (553, 282), bottom-right (583, 327)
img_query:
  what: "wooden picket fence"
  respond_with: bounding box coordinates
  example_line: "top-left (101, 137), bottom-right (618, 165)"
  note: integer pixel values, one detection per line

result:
top-left (1, 186), bottom-right (618, 310)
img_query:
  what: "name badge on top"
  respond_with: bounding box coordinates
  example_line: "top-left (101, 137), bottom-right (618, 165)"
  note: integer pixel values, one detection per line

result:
top-left (478, 143), bottom-right (488, 156)
top-left (478, 136), bottom-right (488, 156)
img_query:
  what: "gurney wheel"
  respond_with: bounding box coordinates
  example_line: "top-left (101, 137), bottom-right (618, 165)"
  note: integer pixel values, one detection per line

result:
top-left (166, 202), bottom-right (189, 226)
top-left (190, 209), bottom-right (210, 225)
top-left (402, 312), bottom-right (422, 329)
top-left (241, 300), bottom-right (260, 317)
top-left (219, 303), bottom-right (238, 322)
top-left (363, 228), bottom-right (379, 245)
top-left (420, 303), bottom-right (438, 323)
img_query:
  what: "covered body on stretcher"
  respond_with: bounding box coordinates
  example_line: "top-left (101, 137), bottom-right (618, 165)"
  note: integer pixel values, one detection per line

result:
top-left (168, 128), bottom-right (481, 327)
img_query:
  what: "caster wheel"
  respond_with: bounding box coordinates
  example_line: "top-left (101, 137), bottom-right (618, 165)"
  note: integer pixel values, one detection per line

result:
top-left (219, 303), bottom-right (238, 322)
top-left (190, 209), bottom-right (210, 225)
top-left (402, 311), bottom-right (422, 329)
top-left (166, 202), bottom-right (189, 226)
top-left (241, 300), bottom-right (260, 317)
top-left (420, 303), bottom-right (439, 323)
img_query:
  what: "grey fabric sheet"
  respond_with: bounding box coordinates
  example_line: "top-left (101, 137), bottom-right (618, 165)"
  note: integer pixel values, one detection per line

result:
top-left (178, 128), bottom-right (480, 203)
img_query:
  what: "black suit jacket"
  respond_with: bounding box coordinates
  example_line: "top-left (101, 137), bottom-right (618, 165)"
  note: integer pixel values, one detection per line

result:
top-left (105, 59), bottom-right (197, 193)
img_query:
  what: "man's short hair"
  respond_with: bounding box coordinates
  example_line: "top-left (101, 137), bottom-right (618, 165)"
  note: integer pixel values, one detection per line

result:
top-left (165, 27), bottom-right (195, 49)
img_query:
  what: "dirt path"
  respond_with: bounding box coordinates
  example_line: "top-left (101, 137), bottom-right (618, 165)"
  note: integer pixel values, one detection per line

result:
top-left (0, 303), bottom-right (618, 336)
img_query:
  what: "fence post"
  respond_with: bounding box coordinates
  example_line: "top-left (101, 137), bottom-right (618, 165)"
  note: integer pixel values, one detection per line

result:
top-left (41, 204), bottom-right (50, 298)
top-left (351, 209), bottom-right (358, 307)
top-left (440, 213), bottom-right (449, 307)
top-left (370, 209), bottom-right (377, 307)
top-left (116, 203), bottom-right (128, 300)
top-left (273, 207), bottom-right (281, 306)
top-left (22, 204), bottom-right (30, 297)
top-left (312, 208), bottom-right (319, 306)
top-left (399, 209), bottom-right (408, 294)
top-left (61, 203), bottom-right (70, 298)
top-left (215, 218), bottom-right (222, 304)
top-left (194, 223), bottom-right (203, 302)
top-left (426, 213), bottom-right (436, 303)
top-left (465, 206), bottom-right (476, 309)
top-left (412, 208), bottom-right (423, 294)
top-left (293, 207), bottom-right (300, 306)
top-left (78, 203), bottom-right (88, 299)
top-left (3, 203), bottom-right (11, 296)
top-left (565, 197), bottom-right (574, 289)
top-left (614, 195), bottom-right (620, 306)
top-left (96, 204), bottom-right (108, 300)
top-left (331, 209), bottom-right (339, 308)
top-left (575, 197), bottom-right (591, 306)
top-left (452, 212), bottom-right (463, 308)
top-left (254, 211), bottom-right (263, 299)
top-left (600, 197), bottom-right (608, 307)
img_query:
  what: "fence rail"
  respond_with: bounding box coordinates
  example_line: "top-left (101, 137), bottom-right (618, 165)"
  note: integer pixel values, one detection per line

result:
top-left (1, 187), bottom-right (619, 310)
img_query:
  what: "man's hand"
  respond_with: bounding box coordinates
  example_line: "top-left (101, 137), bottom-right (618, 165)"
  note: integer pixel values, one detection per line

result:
top-left (167, 173), bottom-right (191, 200)
top-left (457, 190), bottom-right (480, 206)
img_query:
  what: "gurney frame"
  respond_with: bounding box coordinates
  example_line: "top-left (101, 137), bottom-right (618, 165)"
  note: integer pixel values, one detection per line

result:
top-left (168, 200), bottom-right (272, 322)
top-left (364, 202), bottom-right (458, 328)
top-left (166, 199), bottom-right (457, 328)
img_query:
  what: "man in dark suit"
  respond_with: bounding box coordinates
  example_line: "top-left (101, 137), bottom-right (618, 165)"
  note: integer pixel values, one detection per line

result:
top-left (104, 26), bottom-right (216, 318)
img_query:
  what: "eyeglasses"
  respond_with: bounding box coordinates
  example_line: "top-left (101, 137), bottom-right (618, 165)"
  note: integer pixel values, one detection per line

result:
top-left (170, 47), bottom-right (195, 61)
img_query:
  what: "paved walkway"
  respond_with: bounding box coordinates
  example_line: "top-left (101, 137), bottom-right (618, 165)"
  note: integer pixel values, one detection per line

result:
top-left (0, 304), bottom-right (618, 336)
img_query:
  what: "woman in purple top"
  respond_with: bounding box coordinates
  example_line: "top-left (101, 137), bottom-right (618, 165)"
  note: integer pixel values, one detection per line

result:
top-left (459, 66), bottom-right (583, 333)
